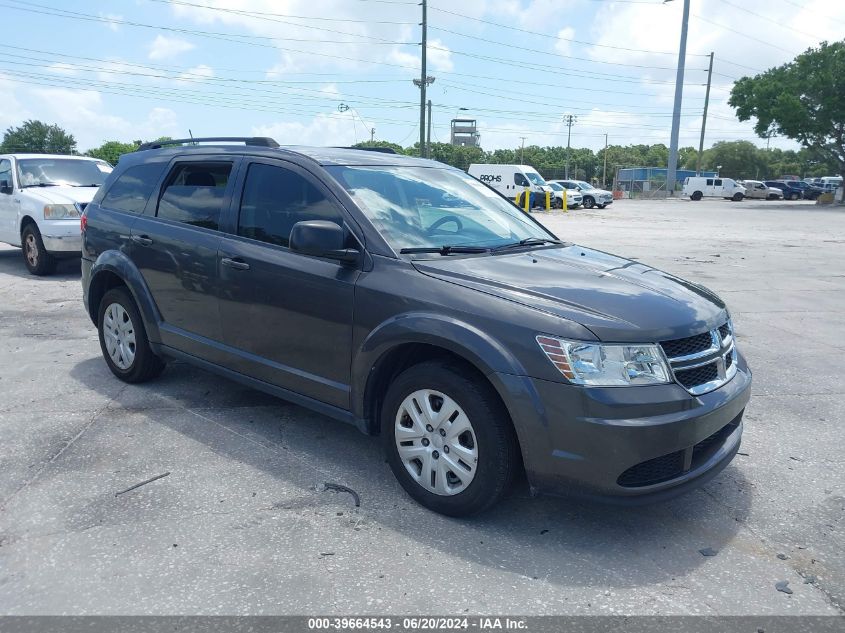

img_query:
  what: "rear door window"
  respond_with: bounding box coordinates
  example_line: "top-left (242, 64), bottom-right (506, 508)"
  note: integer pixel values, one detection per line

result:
top-left (157, 162), bottom-right (232, 231)
top-left (714, 179), bottom-right (723, 186)
top-left (101, 163), bottom-right (165, 214)
top-left (706, 179), bottom-right (714, 186)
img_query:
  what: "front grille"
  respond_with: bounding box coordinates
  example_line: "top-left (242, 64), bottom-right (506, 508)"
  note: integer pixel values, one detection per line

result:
top-left (617, 450), bottom-right (685, 487)
top-left (660, 332), bottom-right (713, 358)
top-left (660, 321), bottom-right (737, 395)
top-left (618, 416), bottom-right (741, 488)
top-left (674, 362), bottom-right (718, 389)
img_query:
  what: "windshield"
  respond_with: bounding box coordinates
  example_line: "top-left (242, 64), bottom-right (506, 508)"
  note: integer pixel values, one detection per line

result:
top-left (326, 165), bottom-right (557, 252)
top-left (548, 182), bottom-right (563, 191)
top-left (574, 181), bottom-right (594, 190)
top-left (17, 158), bottom-right (112, 188)
top-left (525, 172), bottom-right (546, 185)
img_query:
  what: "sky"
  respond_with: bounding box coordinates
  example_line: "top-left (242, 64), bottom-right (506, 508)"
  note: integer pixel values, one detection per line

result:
top-left (1, 0), bottom-right (844, 154)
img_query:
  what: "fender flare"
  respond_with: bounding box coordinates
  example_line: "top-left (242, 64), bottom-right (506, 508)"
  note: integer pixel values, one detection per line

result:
top-left (87, 250), bottom-right (162, 343)
top-left (351, 312), bottom-right (528, 421)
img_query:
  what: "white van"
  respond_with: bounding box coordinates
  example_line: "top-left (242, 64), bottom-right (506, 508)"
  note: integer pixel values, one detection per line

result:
top-left (682, 176), bottom-right (746, 201)
top-left (467, 164), bottom-right (552, 207)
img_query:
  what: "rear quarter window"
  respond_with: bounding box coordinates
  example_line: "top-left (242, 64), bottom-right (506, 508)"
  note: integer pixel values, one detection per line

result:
top-left (100, 163), bottom-right (166, 214)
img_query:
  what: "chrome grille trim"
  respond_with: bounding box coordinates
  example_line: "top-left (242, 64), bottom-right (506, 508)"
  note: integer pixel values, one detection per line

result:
top-left (663, 320), bottom-right (737, 396)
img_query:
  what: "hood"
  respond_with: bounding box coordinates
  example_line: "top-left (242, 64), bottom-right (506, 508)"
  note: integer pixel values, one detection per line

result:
top-left (413, 245), bottom-right (727, 342)
top-left (22, 185), bottom-right (99, 206)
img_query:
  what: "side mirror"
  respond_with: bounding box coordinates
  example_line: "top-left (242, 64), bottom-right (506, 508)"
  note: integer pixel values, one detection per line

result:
top-left (290, 220), bottom-right (359, 263)
top-left (0, 180), bottom-right (12, 195)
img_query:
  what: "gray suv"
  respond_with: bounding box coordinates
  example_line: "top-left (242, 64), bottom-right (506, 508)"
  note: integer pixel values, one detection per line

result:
top-left (81, 138), bottom-right (751, 516)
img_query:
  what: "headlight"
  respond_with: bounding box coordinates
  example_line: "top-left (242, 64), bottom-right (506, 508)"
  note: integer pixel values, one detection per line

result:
top-left (44, 204), bottom-right (80, 219)
top-left (536, 335), bottom-right (671, 386)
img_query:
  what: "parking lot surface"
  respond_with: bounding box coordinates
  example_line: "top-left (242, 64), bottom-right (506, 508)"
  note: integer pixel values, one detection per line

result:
top-left (0, 198), bottom-right (843, 615)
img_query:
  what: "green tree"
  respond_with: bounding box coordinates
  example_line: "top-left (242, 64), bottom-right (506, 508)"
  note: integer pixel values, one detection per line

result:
top-left (351, 140), bottom-right (407, 155)
top-left (729, 40), bottom-right (845, 201)
top-left (85, 140), bottom-right (140, 165)
top-left (0, 120), bottom-right (76, 154)
top-left (700, 141), bottom-right (768, 180)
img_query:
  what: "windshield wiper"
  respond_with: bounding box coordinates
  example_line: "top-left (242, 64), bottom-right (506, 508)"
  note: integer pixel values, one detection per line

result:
top-left (400, 245), bottom-right (490, 255)
top-left (70, 183), bottom-right (102, 187)
top-left (20, 182), bottom-right (62, 188)
top-left (491, 237), bottom-right (563, 252)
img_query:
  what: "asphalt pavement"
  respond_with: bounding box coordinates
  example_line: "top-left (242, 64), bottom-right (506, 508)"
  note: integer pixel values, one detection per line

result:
top-left (0, 198), bottom-right (842, 615)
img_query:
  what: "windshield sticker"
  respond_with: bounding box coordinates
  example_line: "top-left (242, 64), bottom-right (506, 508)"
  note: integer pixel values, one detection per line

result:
top-left (96, 163), bottom-right (113, 173)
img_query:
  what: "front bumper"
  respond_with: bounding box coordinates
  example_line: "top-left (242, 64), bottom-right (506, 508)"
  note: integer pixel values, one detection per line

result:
top-left (40, 219), bottom-right (82, 253)
top-left (492, 352), bottom-right (751, 501)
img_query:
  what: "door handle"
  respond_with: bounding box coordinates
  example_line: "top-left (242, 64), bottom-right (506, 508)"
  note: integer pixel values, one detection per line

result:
top-left (131, 235), bottom-right (153, 246)
top-left (221, 256), bottom-right (250, 271)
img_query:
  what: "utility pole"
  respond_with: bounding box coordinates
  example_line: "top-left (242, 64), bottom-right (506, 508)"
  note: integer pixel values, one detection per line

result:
top-left (519, 137), bottom-right (526, 164)
top-left (419, 0), bottom-right (427, 158)
top-left (426, 99), bottom-right (432, 158)
top-left (696, 51), bottom-right (714, 176)
top-left (603, 133), bottom-right (608, 188)
top-left (562, 114), bottom-right (577, 179)
top-left (370, 127), bottom-right (375, 143)
top-left (666, 0), bottom-right (690, 196)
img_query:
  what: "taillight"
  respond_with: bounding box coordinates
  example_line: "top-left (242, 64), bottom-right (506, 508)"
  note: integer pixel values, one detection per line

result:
top-left (80, 211), bottom-right (88, 233)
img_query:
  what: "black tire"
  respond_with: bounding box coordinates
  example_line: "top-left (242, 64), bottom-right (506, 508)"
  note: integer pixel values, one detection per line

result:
top-left (691, 191), bottom-right (703, 201)
top-left (97, 287), bottom-right (165, 383)
top-left (732, 192), bottom-right (744, 202)
top-left (582, 195), bottom-right (595, 208)
top-left (21, 223), bottom-right (57, 276)
top-left (552, 197), bottom-right (563, 209)
top-left (382, 361), bottom-right (518, 517)
top-left (790, 192), bottom-right (800, 201)
top-left (597, 204), bottom-right (606, 209)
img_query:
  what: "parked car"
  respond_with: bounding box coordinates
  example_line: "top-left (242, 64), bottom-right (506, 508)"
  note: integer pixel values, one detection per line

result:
top-left (547, 181), bottom-right (582, 209)
top-left (683, 176), bottom-right (745, 201)
top-left (0, 154), bottom-right (112, 274)
top-left (467, 163), bottom-right (552, 209)
top-left (738, 180), bottom-right (782, 200)
top-left (547, 180), bottom-right (613, 209)
top-left (784, 180), bottom-right (825, 200)
top-left (81, 137), bottom-right (751, 516)
top-left (763, 180), bottom-right (804, 200)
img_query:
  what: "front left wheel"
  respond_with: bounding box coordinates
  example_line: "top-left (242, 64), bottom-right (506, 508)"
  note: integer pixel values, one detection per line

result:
top-left (21, 224), bottom-right (56, 276)
top-left (382, 361), bottom-right (518, 516)
top-left (98, 287), bottom-right (165, 383)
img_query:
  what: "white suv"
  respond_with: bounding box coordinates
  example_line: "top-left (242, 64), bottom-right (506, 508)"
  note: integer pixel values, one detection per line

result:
top-left (548, 179), bottom-right (613, 209)
top-left (0, 154), bottom-right (112, 275)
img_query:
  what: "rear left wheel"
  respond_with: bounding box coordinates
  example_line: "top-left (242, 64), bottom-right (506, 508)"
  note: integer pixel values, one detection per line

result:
top-left (382, 361), bottom-right (518, 516)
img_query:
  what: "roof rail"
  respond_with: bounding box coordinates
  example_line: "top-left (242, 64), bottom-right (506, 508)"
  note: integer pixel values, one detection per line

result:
top-left (136, 137), bottom-right (279, 151)
top-left (341, 146), bottom-right (399, 155)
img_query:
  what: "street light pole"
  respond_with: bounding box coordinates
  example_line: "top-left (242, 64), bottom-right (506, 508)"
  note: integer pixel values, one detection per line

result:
top-left (665, 0), bottom-right (690, 196)
top-left (696, 51), bottom-right (714, 175)
top-left (426, 99), bottom-right (432, 158)
top-left (419, 0), bottom-right (427, 158)
top-left (519, 137), bottom-right (526, 164)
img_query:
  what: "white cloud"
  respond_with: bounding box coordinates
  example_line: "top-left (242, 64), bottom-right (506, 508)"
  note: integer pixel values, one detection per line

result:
top-left (177, 64), bottom-right (215, 82)
top-left (148, 35), bottom-right (195, 61)
top-left (252, 110), bottom-right (374, 147)
top-left (388, 39), bottom-right (453, 73)
top-left (47, 62), bottom-right (77, 76)
top-left (554, 27), bottom-right (576, 56)
top-left (99, 13), bottom-right (123, 31)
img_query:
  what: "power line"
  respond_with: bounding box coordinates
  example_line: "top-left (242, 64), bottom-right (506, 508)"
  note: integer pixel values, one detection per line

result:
top-left (691, 14), bottom-right (803, 55)
top-left (428, 4), bottom-right (710, 57)
top-left (713, 0), bottom-right (824, 41)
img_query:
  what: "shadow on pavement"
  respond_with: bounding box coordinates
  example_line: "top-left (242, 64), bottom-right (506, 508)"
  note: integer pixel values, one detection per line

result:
top-left (70, 355), bottom-right (752, 589)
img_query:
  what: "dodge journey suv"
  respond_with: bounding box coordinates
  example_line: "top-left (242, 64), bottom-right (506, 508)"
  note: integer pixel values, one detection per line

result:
top-left (81, 138), bottom-right (752, 516)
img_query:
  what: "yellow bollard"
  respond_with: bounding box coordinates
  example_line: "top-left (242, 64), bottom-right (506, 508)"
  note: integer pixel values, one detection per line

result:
top-left (545, 190), bottom-right (551, 212)
top-left (563, 188), bottom-right (568, 213)
top-left (523, 186), bottom-right (530, 213)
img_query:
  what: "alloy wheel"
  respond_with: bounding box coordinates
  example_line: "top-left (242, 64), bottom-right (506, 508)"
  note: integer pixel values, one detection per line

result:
top-left (24, 234), bottom-right (38, 267)
top-left (394, 389), bottom-right (478, 496)
top-left (103, 302), bottom-right (136, 370)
